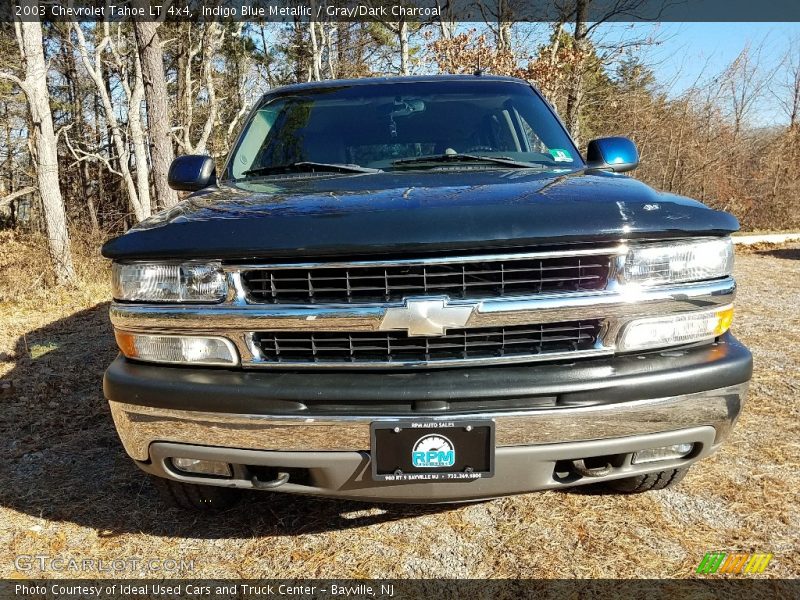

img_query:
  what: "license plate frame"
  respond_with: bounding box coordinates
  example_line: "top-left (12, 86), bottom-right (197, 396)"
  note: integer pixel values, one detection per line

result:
top-left (370, 419), bottom-right (495, 482)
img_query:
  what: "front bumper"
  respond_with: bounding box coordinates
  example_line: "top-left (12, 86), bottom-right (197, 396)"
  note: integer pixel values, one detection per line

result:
top-left (104, 333), bottom-right (752, 502)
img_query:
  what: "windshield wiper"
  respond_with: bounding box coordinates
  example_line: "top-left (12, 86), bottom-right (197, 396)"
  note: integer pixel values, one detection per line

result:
top-left (243, 161), bottom-right (381, 176)
top-left (391, 153), bottom-right (545, 169)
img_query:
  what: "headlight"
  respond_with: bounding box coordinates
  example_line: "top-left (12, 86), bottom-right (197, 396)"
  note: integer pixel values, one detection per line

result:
top-left (115, 331), bottom-right (239, 366)
top-left (618, 305), bottom-right (734, 351)
top-left (112, 262), bottom-right (227, 302)
top-left (622, 237), bottom-right (733, 286)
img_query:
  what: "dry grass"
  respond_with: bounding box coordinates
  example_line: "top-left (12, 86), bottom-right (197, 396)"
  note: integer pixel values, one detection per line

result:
top-left (0, 234), bottom-right (797, 580)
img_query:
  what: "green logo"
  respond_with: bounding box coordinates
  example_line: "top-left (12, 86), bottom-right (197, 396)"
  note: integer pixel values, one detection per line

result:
top-left (696, 552), bottom-right (773, 574)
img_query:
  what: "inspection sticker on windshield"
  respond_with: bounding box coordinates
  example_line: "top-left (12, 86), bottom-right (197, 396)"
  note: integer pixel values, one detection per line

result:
top-left (549, 148), bottom-right (573, 162)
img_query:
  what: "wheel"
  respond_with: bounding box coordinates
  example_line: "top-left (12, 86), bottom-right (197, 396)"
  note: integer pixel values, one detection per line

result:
top-left (152, 476), bottom-right (240, 510)
top-left (604, 467), bottom-right (689, 494)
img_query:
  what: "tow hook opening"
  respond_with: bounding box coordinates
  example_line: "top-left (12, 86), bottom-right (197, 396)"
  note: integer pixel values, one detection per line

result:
top-left (570, 457), bottom-right (613, 478)
top-left (251, 471), bottom-right (290, 490)
top-left (247, 465), bottom-right (312, 488)
top-left (553, 453), bottom-right (626, 482)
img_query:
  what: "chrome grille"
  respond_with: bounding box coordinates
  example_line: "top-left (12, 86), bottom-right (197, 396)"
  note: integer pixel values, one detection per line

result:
top-left (241, 254), bottom-right (611, 304)
top-left (252, 320), bottom-right (602, 365)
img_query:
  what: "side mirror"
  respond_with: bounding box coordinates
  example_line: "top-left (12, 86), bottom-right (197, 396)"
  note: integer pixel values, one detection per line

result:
top-left (586, 137), bottom-right (639, 173)
top-left (168, 155), bottom-right (217, 192)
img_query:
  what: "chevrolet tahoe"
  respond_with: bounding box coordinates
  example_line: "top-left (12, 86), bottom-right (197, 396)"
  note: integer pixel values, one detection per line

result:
top-left (102, 75), bottom-right (752, 509)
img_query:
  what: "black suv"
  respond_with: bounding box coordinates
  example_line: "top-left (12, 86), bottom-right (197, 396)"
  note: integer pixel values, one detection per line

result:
top-left (102, 75), bottom-right (751, 509)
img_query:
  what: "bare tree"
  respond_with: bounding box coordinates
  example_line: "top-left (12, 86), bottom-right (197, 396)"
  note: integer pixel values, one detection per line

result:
top-left (560, 0), bottom-right (655, 142)
top-left (319, 22), bottom-right (337, 79)
top-left (5, 5), bottom-right (800, 256)
top-left (720, 45), bottom-right (770, 143)
top-left (479, 0), bottom-right (514, 53)
top-left (134, 19), bottom-right (178, 210)
top-left (173, 21), bottom-right (226, 154)
top-left (308, 0), bottom-right (323, 81)
top-left (435, 0), bottom-right (457, 41)
top-left (72, 22), bottom-right (151, 221)
top-left (772, 37), bottom-right (800, 130)
top-left (1, 3), bottom-right (75, 284)
top-left (564, 0), bottom-right (589, 140)
top-left (384, 19), bottom-right (411, 76)
top-left (224, 22), bottom-right (257, 146)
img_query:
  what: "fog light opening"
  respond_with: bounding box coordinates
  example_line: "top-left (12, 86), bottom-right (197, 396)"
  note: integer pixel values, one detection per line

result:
top-left (632, 443), bottom-right (694, 465)
top-left (171, 457), bottom-right (233, 477)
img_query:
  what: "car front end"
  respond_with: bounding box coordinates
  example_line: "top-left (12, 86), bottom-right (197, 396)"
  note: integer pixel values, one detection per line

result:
top-left (101, 76), bottom-right (752, 506)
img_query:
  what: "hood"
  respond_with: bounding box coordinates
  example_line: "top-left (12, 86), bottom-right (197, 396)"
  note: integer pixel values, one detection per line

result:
top-left (102, 169), bottom-right (739, 261)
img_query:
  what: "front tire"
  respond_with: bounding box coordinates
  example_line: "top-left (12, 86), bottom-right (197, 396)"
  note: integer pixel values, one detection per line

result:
top-left (152, 476), bottom-right (240, 510)
top-left (604, 467), bottom-right (689, 493)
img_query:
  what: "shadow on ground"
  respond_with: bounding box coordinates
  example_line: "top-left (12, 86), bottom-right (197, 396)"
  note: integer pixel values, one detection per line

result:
top-left (756, 247), bottom-right (800, 260)
top-left (0, 304), bottom-right (453, 538)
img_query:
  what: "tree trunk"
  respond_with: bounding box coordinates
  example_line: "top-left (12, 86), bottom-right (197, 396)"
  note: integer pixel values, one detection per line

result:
top-left (84, 160), bottom-right (99, 232)
top-left (496, 20), bottom-right (511, 53)
top-left (292, 19), bottom-right (305, 83)
top-left (129, 51), bottom-right (152, 218)
top-left (565, 0), bottom-right (588, 143)
top-left (134, 20), bottom-right (178, 210)
top-left (193, 22), bottom-right (223, 154)
top-left (17, 10), bottom-right (76, 284)
top-left (398, 20), bottom-right (410, 76)
top-left (337, 22), bottom-right (349, 75)
top-left (436, 0), bottom-right (455, 40)
top-left (92, 81), bottom-right (107, 229)
top-left (309, 1), bottom-right (322, 81)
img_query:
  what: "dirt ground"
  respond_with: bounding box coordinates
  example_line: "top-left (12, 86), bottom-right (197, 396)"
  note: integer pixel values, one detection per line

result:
top-left (0, 239), bottom-right (797, 580)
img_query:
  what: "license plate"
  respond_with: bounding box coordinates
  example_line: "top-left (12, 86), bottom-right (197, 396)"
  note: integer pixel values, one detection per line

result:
top-left (370, 420), bottom-right (495, 481)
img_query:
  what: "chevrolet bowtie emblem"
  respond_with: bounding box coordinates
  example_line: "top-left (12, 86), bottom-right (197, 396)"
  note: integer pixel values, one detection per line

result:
top-left (379, 298), bottom-right (476, 337)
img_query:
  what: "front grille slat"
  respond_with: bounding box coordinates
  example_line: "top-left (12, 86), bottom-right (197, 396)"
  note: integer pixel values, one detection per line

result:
top-left (242, 254), bottom-right (611, 304)
top-left (253, 320), bottom-right (602, 365)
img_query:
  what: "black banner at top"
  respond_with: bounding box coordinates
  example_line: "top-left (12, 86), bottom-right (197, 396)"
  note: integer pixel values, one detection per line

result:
top-left (3, 0), bottom-right (800, 23)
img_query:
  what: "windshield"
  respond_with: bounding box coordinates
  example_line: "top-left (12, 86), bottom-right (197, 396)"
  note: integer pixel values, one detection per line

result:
top-left (225, 80), bottom-right (583, 180)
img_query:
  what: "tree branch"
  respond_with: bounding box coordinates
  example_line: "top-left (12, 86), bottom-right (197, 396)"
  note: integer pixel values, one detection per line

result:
top-left (0, 71), bottom-right (29, 97)
top-left (0, 186), bottom-right (36, 210)
top-left (59, 123), bottom-right (122, 176)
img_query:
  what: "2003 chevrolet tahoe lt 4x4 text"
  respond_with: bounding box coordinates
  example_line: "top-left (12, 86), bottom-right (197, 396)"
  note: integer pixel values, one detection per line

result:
top-left (102, 75), bottom-right (752, 509)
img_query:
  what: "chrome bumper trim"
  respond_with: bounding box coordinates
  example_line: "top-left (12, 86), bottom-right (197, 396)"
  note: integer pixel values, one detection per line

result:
top-left (232, 244), bottom-right (626, 270)
top-left (109, 383), bottom-right (747, 462)
top-left (110, 277), bottom-right (735, 333)
top-left (109, 277), bottom-right (735, 368)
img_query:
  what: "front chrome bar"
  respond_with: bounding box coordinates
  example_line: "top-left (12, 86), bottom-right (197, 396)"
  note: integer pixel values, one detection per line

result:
top-left (108, 242), bottom-right (735, 368)
top-left (109, 276), bottom-right (734, 369)
top-left (110, 277), bottom-right (735, 333)
top-left (109, 383), bottom-right (748, 461)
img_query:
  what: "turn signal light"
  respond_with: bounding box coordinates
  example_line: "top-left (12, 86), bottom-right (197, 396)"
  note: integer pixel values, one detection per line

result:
top-left (114, 331), bottom-right (239, 366)
top-left (618, 306), bottom-right (734, 351)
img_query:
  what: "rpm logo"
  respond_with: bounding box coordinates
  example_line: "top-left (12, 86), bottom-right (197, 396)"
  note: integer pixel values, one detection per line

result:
top-left (411, 434), bottom-right (455, 468)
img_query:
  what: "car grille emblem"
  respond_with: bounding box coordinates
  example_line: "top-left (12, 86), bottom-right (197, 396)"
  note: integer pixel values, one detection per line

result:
top-left (379, 298), bottom-right (476, 336)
